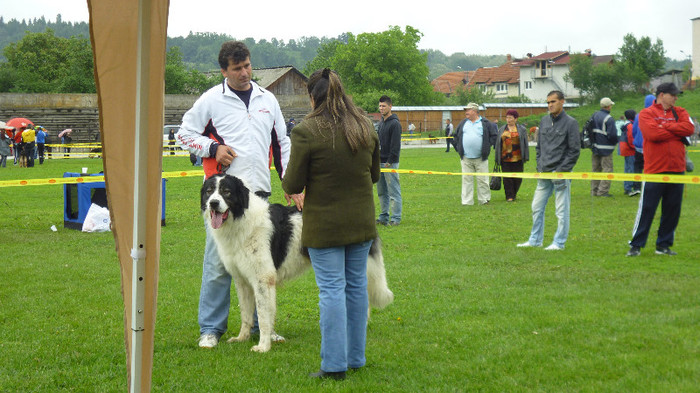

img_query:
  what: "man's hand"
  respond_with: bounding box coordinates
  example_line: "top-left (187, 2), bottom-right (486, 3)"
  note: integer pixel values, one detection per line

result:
top-left (215, 145), bottom-right (237, 166)
top-left (285, 193), bottom-right (305, 211)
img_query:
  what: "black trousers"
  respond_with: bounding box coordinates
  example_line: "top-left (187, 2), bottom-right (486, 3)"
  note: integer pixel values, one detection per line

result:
top-left (630, 177), bottom-right (684, 249)
top-left (632, 152), bottom-right (644, 191)
top-left (501, 160), bottom-right (524, 200)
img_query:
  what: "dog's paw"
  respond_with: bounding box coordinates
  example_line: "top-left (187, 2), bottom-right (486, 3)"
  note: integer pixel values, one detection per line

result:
top-left (226, 333), bottom-right (250, 343)
top-left (251, 344), bottom-right (271, 353)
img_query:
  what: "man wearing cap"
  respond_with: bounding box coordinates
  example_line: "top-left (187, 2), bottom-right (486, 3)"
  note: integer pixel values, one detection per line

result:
top-left (589, 97), bottom-right (619, 197)
top-left (451, 102), bottom-right (498, 205)
top-left (626, 83), bottom-right (694, 257)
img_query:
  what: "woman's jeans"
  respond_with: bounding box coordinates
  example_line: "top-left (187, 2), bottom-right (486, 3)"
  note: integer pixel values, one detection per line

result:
top-left (309, 240), bottom-right (373, 372)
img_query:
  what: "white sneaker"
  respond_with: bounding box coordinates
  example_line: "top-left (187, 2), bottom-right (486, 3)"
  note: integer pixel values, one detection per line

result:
top-left (517, 242), bottom-right (536, 247)
top-left (198, 333), bottom-right (219, 348)
top-left (544, 244), bottom-right (564, 251)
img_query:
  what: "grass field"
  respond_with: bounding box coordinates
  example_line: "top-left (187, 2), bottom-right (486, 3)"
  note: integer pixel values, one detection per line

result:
top-left (1, 146), bottom-right (699, 392)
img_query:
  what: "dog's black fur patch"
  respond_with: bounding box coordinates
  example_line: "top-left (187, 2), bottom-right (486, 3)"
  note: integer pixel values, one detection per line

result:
top-left (268, 204), bottom-right (299, 270)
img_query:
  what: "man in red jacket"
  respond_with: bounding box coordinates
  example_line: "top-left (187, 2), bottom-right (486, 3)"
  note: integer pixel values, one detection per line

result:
top-left (627, 83), bottom-right (695, 256)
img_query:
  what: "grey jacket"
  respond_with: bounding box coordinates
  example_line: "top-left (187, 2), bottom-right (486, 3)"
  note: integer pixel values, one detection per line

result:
top-left (0, 135), bottom-right (10, 156)
top-left (536, 110), bottom-right (580, 173)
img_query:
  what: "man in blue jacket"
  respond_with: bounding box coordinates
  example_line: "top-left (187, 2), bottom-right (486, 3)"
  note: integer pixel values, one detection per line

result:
top-left (376, 95), bottom-right (402, 226)
top-left (590, 97), bottom-right (619, 197)
top-left (451, 102), bottom-right (497, 205)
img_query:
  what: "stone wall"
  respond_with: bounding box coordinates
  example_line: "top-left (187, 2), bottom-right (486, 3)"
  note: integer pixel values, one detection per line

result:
top-left (0, 93), bottom-right (310, 142)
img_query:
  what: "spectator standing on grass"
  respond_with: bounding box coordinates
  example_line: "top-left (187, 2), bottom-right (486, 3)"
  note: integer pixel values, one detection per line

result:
top-left (35, 126), bottom-right (48, 164)
top-left (282, 68), bottom-right (380, 381)
top-left (444, 118), bottom-right (453, 152)
top-left (408, 121), bottom-right (416, 136)
top-left (495, 109), bottom-right (529, 202)
top-left (376, 95), bottom-right (402, 226)
top-left (590, 97), bottom-right (619, 197)
top-left (0, 131), bottom-right (10, 168)
top-left (22, 126), bottom-right (36, 167)
top-left (631, 94), bottom-right (656, 192)
top-left (619, 109), bottom-right (639, 196)
top-left (517, 90), bottom-right (580, 251)
top-left (176, 40), bottom-right (302, 349)
top-left (451, 102), bottom-right (497, 205)
top-left (626, 83), bottom-right (694, 257)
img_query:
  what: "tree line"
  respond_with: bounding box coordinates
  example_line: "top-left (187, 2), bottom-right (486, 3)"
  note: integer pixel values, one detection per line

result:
top-left (0, 15), bottom-right (689, 112)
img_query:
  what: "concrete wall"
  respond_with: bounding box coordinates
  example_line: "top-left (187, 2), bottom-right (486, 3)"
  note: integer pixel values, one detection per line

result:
top-left (0, 93), bottom-right (309, 142)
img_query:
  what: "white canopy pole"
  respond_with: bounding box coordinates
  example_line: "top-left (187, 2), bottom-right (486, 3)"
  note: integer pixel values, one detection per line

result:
top-left (130, 0), bottom-right (152, 391)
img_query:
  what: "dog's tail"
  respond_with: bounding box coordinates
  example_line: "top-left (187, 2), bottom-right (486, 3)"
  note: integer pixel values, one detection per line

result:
top-left (367, 237), bottom-right (394, 309)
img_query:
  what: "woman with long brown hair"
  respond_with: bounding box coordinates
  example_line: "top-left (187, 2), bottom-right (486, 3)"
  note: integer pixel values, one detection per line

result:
top-left (282, 69), bottom-right (380, 380)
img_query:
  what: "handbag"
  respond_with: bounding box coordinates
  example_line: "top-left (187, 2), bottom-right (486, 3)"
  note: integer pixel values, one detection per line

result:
top-left (489, 162), bottom-right (502, 191)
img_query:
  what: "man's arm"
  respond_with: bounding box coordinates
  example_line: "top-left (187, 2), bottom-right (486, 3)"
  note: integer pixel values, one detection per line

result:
top-left (557, 117), bottom-right (581, 172)
top-left (388, 121), bottom-right (402, 163)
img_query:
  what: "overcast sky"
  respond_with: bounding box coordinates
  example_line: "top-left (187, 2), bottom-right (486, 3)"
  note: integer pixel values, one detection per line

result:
top-left (2, 0), bottom-right (699, 60)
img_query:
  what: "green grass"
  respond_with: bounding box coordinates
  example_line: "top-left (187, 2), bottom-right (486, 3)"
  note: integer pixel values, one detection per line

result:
top-left (1, 147), bottom-right (699, 392)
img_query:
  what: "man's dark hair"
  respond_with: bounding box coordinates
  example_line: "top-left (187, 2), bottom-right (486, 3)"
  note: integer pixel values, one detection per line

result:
top-left (379, 95), bottom-right (392, 105)
top-left (218, 41), bottom-right (250, 70)
top-left (547, 90), bottom-right (565, 100)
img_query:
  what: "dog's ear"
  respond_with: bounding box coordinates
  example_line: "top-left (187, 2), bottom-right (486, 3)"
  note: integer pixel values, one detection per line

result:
top-left (227, 176), bottom-right (249, 219)
top-left (201, 176), bottom-right (217, 212)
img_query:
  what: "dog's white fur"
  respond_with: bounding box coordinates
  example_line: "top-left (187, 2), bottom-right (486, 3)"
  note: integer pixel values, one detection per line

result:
top-left (202, 174), bottom-right (393, 352)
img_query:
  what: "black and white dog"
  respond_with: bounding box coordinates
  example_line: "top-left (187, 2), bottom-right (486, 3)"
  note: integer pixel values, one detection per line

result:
top-left (201, 174), bottom-right (394, 352)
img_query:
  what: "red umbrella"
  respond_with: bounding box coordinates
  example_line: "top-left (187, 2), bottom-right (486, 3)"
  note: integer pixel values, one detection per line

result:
top-left (58, 129), bottom-right (73, 138)
top-left (6, 117), bottom-right (34, 129)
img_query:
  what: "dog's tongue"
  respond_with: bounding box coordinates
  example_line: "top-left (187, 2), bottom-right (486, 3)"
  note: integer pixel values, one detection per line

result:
top-left (210, 210), bottom-right (229, 229)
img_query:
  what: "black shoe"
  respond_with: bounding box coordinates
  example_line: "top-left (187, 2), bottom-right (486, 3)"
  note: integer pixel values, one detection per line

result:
top-left (309, 370), bottom-right (346, 380)
top-left (655, 247), bottom-right (677, 256)
top-left (376, 220), bottom-right (388, 226)
top-left (626, 246), bottom-right (641, 257)
top-left (388, 221), bottom-right (400, 227)
top-left (596, 193), bottom-right (613, 197)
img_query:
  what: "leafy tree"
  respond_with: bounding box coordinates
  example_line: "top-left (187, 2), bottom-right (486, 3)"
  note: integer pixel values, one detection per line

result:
top-left (164, 46), bottom-right (220, 94)
top-left (616, 33), bottom-right (665, 91)
top-left (319, 26), bottom-right (440, 111)
top-left (448, 85), bottom-right (495, 106)
top-left (2, 29), bottom-right (94, 93)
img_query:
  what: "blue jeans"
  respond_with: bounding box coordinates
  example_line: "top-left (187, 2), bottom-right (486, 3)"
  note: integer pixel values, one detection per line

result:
top-left (377, 163), bottom-right (402, 223)
top-left (309, 240), bottom-right (373, 372)
top-left (528, 179), bottom-right (571, 248)
top-left (623, 155), bottom-right (635, 193)
top-left (198, 225), bottom-right (231, 337)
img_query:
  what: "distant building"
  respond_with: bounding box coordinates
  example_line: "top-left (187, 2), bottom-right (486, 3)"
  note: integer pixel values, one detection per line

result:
top-left (466, 55), bottom-right (521, 99)
top-left (513, 50), bottom-right (612, 101)
top-left (692, 17), bottom-right (700, 81)
top-left (431, 71), bottom-right (474, 96)
top-left (252, 66), bottom-right (309, 110)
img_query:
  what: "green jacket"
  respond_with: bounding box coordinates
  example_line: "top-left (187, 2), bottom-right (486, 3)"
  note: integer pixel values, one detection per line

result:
top-left (282, 116), bottom-right (380, 248)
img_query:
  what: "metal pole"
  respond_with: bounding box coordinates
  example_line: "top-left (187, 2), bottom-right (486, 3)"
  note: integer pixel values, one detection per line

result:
top-left (130, 0), bottom-right (151, 391)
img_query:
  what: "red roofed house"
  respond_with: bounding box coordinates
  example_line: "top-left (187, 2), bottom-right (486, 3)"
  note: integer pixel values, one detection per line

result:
top-left (431, 71), bottom-right (475, 97)
top-left (466, 55), bottom-right (521, 99)
top-left (513, 50), bottom-right (613, 101)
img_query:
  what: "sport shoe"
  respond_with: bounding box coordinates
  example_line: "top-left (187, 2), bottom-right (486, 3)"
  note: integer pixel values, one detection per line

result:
top-left (388, 221), bottom-right (400, 227)
top-left (626, 246), bottom-right (641, 257)
top-left (198, 333), bottom-right (219, 348)
top-left (655, 247), bottom-right (677, 256)
top-left (376, 219), bottom-right (388, 226)
top-left (517, 241), bottom-right (537, 247)
top-left (629, 190), bottom-right (641, 197)
top-left (544, 244), bottom-right (563, 251)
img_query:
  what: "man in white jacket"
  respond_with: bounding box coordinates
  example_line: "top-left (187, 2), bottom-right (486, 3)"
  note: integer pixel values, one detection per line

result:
top-left (177, 41), bottom-right (302, 348)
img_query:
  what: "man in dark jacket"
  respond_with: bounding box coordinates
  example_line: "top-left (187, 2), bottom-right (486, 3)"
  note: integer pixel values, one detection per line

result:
top-left (451, 102), bottom-right (497, 205)
top-left (590, 97), bottom-right (619, 196)
top-left (517, 90), bottom-right (580, 250)
top-left (376, 95), bottom-right (402, 226)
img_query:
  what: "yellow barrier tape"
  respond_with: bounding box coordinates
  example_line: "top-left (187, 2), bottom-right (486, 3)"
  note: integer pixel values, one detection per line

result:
top-left (2, 168), bottom-right (698, 188)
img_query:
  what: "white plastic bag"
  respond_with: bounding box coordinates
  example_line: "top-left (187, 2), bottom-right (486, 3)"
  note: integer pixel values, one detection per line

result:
top-left (82, 203), bottom-right (111, 232)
